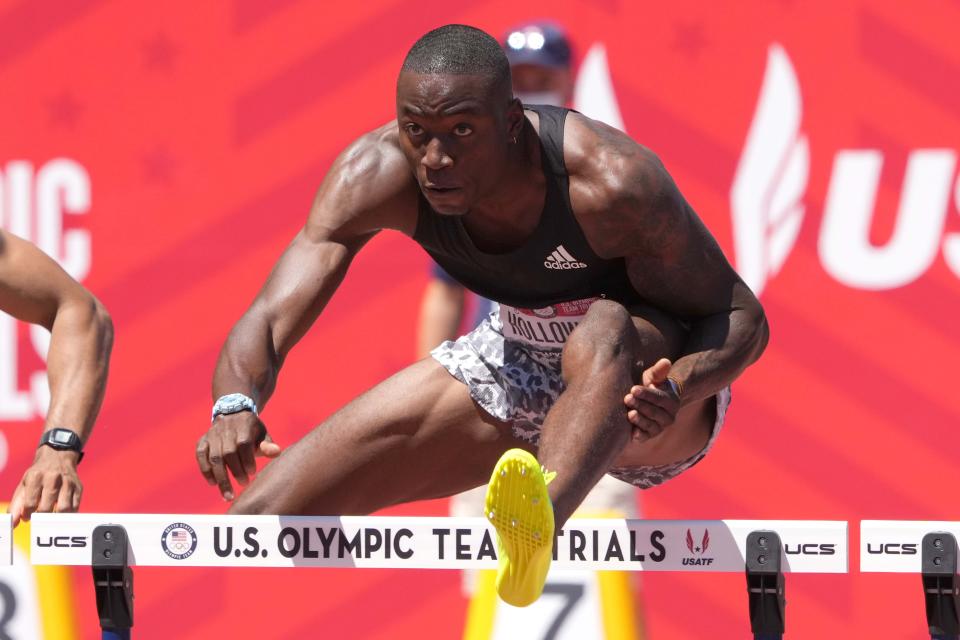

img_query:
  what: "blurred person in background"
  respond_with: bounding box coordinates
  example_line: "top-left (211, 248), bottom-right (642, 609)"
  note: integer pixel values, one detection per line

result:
top-left (0, 229), bottom-right (113, 526)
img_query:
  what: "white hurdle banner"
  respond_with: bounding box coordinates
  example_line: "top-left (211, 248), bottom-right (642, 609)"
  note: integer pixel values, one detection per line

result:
top-left (861, 520), bottom-right (960, 572)
top-left (17, 514), bottom-right (848, 572)
top-left (0, 514), bottom-right (9, 565)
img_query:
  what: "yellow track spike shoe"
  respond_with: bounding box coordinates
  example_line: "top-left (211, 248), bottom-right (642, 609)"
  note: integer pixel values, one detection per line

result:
top-left (485, 448), bottom-right (556, 607)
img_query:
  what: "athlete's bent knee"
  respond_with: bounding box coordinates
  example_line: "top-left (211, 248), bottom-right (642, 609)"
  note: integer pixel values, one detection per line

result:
top-left (228, 486), bottom-right (273, 515)
top-left (561, 300), bottom-right (637, 378)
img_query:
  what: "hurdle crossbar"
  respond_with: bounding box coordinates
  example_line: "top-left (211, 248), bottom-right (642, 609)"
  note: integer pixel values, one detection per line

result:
top-left (16, 514), bottom-right (848, 572)
top-left (861, 521), bottom-right (960, 573)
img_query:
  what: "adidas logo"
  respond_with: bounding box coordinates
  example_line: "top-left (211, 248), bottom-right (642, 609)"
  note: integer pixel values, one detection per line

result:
top-left (544, 245), bottom-right (588, 270)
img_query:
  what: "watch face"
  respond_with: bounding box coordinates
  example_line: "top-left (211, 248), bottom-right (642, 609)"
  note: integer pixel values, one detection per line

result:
top-left (215, 394), bottom-right (254, 416)
top-left (222, 393), bottom-right (247, 409)
top-left (41, 429), bottom-right (81, 453)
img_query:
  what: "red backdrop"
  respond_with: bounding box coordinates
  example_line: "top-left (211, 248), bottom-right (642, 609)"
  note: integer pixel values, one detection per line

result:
top-left (1, 1), bottom-right (959, 637)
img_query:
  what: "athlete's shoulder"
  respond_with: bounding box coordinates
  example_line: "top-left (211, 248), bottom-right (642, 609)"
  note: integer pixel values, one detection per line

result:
top-left (329, 122), bottom-right (415, 204)
top-left (563, 112), bottom-right (681, 256)
top-left (307, 122), bottom-right (419, 238)
top-left (563, 111), bottom-right (665, 204)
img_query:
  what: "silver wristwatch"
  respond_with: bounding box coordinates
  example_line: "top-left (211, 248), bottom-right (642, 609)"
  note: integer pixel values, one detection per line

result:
top-left (211, 393), bottom-right (258, 424)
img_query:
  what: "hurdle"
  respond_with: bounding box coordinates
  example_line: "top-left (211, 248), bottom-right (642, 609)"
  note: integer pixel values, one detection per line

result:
top-left (12, 515), bottom-right (848, 638)
top-left (862, 521), bottom-right (960, 640)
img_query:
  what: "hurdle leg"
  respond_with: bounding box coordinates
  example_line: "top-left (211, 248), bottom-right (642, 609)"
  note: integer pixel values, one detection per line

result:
top-left (745, 530), bottom-right (785, 640)
top-left (92, 525), bottom-right (134, 640)
top-left (922, 532), bottom-right (960, 640)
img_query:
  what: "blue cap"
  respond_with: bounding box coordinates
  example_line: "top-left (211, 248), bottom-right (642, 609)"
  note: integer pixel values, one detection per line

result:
top-left (502, 21), bottom-right (572, 69)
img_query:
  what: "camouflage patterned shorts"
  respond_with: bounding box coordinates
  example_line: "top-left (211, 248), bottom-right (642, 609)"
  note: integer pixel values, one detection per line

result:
top-left (431, 312), bottom-right (732, 490)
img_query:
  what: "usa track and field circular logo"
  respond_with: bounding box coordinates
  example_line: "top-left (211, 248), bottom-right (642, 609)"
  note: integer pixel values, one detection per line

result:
top-left (531, 306), bottom-right (557, 319)
top-left (161, 522), bottom-right (198, 560)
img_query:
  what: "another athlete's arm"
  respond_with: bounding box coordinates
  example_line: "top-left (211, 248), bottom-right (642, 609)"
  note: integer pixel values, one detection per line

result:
top-left (197, 127), bottom-right (418, 500)
top-left (0, 231), bottom-right (114, 525)
top-left (416, 266), bottom-right (465, 358)
top-left (568, 116), bottom-right (768, 433)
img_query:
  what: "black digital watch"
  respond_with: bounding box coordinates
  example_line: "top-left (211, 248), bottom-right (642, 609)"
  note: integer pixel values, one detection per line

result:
top-left (38, 428), bottom-right (84, 462)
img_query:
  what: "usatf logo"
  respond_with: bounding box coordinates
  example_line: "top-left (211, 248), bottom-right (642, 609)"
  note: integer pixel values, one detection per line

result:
top-left (682, 528), bottom-right (714, 566)
top-left (161, 523), bottom-right (198, 560)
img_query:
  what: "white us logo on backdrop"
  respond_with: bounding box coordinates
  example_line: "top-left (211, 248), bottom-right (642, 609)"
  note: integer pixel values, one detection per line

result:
top-left (731, 44), bottom-right (960, 295)
top-left (573, 43), bottom-right (625, 132)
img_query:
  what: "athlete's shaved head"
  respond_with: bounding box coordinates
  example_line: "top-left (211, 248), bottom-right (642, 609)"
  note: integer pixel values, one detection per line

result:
top-left (401, 24), bottom-right (512, 100)
top-left (396, 25), bottom-right (526, 216)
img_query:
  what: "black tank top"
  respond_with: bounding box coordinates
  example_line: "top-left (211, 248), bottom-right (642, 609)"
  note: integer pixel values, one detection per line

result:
top-left (413, 105), bottom-right (640, 309)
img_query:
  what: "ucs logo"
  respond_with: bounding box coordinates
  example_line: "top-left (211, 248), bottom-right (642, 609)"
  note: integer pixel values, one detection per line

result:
top-left (36, 535), bottom-right (87, 548)
top-left (784, 543), bottom-right (836, 555)
top-left (866, 542), bottom-right (918, 555)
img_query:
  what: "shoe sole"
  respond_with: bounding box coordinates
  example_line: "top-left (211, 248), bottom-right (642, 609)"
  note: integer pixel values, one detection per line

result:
top-left (485, 448), bottom-right (554, 607)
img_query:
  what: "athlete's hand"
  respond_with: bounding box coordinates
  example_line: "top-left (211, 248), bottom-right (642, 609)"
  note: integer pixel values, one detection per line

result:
top-left (8, 447), bottom-right (83, 527)
top-left (196, 411), bottom-right (281, 501)
top-left (623, 358), bottom-right (681, 441)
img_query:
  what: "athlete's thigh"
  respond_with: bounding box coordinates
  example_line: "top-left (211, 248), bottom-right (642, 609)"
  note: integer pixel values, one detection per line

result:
top-left (234, 357), bottom-right (529, 515)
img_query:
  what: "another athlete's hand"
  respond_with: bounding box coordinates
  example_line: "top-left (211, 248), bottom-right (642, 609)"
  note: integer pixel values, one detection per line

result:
top-left (8, 446), bottom-right (83, 527)
top-left (623, 358), bottom-right (681, 441)
top-left (196, 411), bottom-right (281, 501)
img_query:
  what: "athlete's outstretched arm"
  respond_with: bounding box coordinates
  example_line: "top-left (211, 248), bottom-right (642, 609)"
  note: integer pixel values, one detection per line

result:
top-left (197, 127), bottom-right (418, 501)
top-left (569, 117), bottom-right (768, 432)
top-left (0, 231), bottom-right (114, 526)
top-left (619, 153), bottom-right (769, 402)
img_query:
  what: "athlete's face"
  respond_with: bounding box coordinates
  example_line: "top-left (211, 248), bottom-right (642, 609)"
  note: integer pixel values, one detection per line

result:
top-left (396, 72), bottom-right (522, 215)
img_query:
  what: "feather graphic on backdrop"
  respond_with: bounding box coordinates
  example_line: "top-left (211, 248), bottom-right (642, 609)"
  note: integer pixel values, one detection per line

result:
top-left (730, 44), bottom-right (809, 296)
top-left (573, 43), bottom-right (626, 132)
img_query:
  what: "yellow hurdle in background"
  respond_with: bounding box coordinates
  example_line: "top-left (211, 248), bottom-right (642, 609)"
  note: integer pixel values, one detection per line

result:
top-left (463, 510), bottom-right (646, 640)
top-left (0, 504), bottom-right (78, 639)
